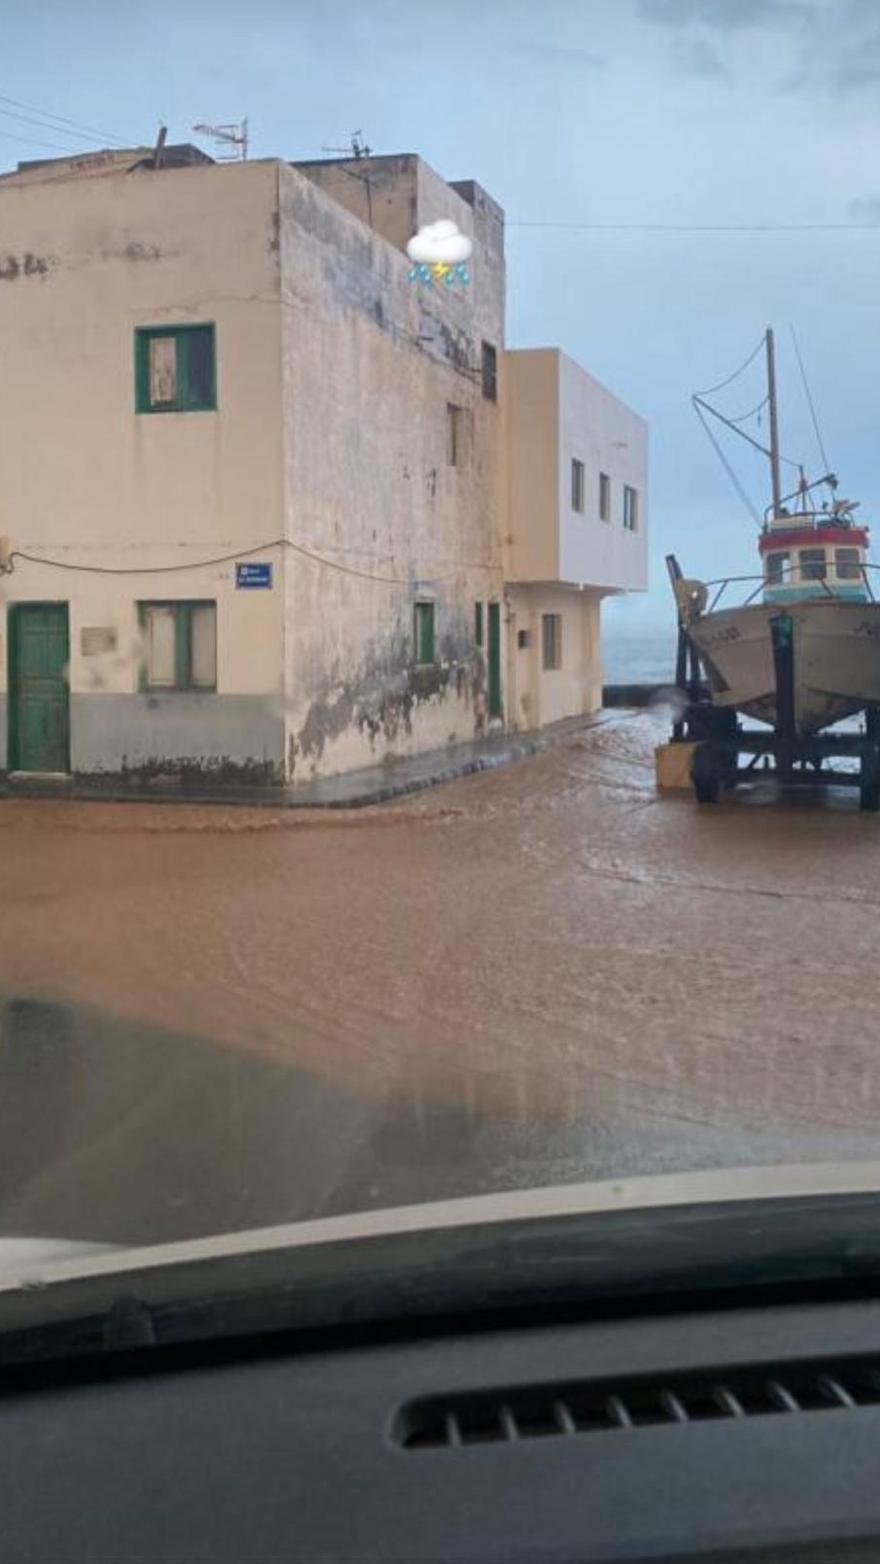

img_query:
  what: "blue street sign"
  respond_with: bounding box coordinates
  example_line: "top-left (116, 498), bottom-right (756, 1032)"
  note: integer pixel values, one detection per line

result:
top-left (236, 562), bottom-right (273, 589)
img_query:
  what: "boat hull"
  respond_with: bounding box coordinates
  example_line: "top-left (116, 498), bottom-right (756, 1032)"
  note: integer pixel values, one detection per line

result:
top-left (687, 599), bottom-right (880, 732)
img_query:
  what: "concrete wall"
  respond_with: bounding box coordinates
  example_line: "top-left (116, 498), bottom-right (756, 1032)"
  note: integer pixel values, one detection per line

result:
top-left (504, 351), bottom-right (559, 582)
top-left (0, 157), bottom-right (287, 777)
top-left (277, 159), bottom-right (506, 782)
top-left (505, 348), bottom-right (648, 592)
top-left (557, 350), bottom-right (648, 592)
top-left (507, 584), bottom-right (602, 731)
top-left (293, 154), bottom-right (419, 258)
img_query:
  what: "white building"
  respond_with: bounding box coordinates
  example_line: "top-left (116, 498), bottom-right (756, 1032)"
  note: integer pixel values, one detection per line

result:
top-left (505, 348), bottom-right (648, 730)
top-left (0, 144), bottom-right (646, 787)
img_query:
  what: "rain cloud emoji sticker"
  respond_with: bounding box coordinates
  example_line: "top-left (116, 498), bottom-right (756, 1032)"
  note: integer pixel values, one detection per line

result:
top-left (407, 219), bottom-right (472, 289)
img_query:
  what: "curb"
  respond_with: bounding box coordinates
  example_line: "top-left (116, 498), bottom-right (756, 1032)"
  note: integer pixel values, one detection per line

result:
top-left (0, 713), bottom-right (618, 812)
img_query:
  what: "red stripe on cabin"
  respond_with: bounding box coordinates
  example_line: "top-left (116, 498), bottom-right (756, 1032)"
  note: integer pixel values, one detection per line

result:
top-left (759, 527), bottom-right (869, 552)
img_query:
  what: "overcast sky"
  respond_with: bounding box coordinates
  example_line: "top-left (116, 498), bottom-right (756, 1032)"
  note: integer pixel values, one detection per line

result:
top-left (4, 0), bottom-right (880, 629)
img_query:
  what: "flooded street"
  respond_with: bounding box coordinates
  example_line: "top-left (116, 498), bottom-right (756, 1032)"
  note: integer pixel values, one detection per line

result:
top-left (2, 708), bottom-right (880, 1247)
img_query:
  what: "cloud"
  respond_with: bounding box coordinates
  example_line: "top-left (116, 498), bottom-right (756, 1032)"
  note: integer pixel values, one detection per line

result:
top-left (847, 193), bottom-right (880, 221)
top-left (637, 0), bottom-right (880, 97)
top-left (406, 220), bottom-right (472, 265)
top-left (636, 0), bottom-right (808, 28)
top-left (780, 17), bottom-right (880, 93)
top-left (670, 35), bottom-right (730, 76)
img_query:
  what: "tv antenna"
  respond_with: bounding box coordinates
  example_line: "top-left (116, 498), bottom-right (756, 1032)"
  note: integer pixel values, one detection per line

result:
top-left (193, 118), bottom-right (248, 161)
top-left (321, 130), bottom-right (372, 159)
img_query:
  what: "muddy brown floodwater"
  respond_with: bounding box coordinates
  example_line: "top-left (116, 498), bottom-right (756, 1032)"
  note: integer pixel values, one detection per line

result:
top-left (2, 708), bottom-right (880, 1245)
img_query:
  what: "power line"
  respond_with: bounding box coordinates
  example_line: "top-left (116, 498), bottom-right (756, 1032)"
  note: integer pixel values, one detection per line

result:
top-left (509, 219), bottom-right (880, 232)
top-left (0, 127), bottom-right (89, 154)
top-left (0, 91), bottom-right (127, 146)
top-left (0, 105), bottom-right (108, 148)
top-left (5, 536), bottom-right (497, 584)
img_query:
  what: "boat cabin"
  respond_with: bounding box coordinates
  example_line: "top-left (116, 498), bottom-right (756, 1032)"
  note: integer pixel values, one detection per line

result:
top-left (760, 511), bottom-right (870, 603)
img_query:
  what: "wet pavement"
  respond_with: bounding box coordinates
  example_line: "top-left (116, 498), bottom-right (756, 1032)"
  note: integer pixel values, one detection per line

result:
top-left (2, 707), bottom-right (880, 1247)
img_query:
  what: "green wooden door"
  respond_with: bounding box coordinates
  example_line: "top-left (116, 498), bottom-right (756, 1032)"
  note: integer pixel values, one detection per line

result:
top-left (487, 601), bottom-right (502, 720)
top-left (9, 604), bottom-right (70, 773)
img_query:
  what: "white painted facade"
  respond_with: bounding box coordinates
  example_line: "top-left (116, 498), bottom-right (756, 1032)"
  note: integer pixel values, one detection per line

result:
top-left (504, 348), bottom-right (648, 731)
top-left (0, 146), bottom-right (646, 787)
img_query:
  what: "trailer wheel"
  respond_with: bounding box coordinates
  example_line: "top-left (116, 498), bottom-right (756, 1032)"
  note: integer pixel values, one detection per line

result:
top-left (692, 743), bottom-right (720, 804)
top-left (860, 750), bottom-right (880, 812)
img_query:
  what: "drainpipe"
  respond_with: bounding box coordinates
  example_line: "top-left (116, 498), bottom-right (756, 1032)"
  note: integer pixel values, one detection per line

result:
top-left (503, 587), bottom-right (516, 732)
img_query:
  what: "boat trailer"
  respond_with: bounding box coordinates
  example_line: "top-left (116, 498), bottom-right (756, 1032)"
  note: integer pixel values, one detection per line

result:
top-left (666, 555), bottom-right (880, 810)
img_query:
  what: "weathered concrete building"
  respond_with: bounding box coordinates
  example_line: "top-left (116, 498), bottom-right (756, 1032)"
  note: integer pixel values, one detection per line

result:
top-left (0, 144), bottom-right (645, 786)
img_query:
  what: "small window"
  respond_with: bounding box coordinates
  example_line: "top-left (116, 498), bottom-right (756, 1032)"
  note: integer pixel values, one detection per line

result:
top-left (139, 602), bottom-right (217, 690)
top-left (599, 471), bottom-right (611, 521)
top-left (414, 601), bottom-right (435, 665)
top-left (135, 324), bottom-right (216, 413)
top-left (800, 547), bottom-right (826, 581)
top-left (541, 613), bottom-right (562, 671)
top-left (481, 340), bottom-right (497, 402)
top-left (447, 404), bottom-right (463, 466)
top-left (571, 458), bottom-right (585, 513)
top-left (836, 547), bottom-right (862, 581)
top-left (474, 601), bottom-right (484, 647)
top-left (623, 484), bottom-right (639, 531)
top-left (766, 550), bottom-right (789, 585)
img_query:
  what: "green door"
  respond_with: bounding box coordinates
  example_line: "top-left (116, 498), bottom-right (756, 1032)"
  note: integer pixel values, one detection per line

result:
top-left (9, 604), bottom-right (70, 773)
top-left (487, 601), bottom-right (502, 720)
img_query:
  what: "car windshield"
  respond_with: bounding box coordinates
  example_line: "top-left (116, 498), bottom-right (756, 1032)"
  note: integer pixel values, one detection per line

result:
top-left (2, 0), bottom-right (880, 1280)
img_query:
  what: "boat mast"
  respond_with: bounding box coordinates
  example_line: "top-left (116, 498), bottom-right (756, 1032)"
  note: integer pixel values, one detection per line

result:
top-left (765, 326), bottom-right (783, 520)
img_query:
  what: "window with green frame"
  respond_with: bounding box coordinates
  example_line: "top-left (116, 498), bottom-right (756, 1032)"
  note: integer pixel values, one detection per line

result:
top-left (135, 324), bottom-right (217, 413)
top-left (414, 601), bottom-right (436, 665)
top-left (139, 602), bottom-right (217, 691)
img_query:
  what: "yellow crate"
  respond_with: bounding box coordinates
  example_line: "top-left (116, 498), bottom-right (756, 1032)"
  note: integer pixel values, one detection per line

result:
top-left (654, 742), bottom-right (698, 793)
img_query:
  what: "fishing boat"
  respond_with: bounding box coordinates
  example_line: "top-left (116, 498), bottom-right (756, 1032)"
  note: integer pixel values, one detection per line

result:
top-left (668, 329), bottom-right (880, 806)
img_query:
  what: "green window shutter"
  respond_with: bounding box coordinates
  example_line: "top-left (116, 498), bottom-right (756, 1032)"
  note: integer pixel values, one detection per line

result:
top-left (181, 325), bottom-right (217, 410)
top-left (134, 331), bottom-right (151, 413)
top-left (415, 602), bottom-right (435, 665)
top-left (135, 325), bottom-right (216, 413)
top-left (475, 601), bottom-right (484, 647)
top-left (138, 601), bottom-right (217, 690)
top-left (175, 604), bottom-right (191, 689)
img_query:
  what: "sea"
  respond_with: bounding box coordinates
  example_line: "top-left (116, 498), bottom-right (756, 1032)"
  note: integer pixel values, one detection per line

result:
top-left (602, 625), bottom-right (677, 687)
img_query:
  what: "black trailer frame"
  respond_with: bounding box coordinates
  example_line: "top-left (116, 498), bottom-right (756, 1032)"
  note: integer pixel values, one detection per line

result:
top-left (666, 555), bottom-right (880, 811)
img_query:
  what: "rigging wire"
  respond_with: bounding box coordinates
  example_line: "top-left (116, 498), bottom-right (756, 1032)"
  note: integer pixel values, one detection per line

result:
top-left (693, 394), bottom-right (801, 470)
top-left (790, 324), bottom-right (831, 475)
top-left (693, 400), bottom-right (762, 526)
top-left (726, 393), bottom-right (770, 426)
top-left (694, 337), bottom-right (765, 398)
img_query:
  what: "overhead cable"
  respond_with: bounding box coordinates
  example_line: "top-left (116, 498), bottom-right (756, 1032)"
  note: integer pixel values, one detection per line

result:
top-left (0, 90), bottom-right (128, 146)
top-left (509, 220), bottom-right (880, 232)
top-left (6, 536), bottom-right (498, 584)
